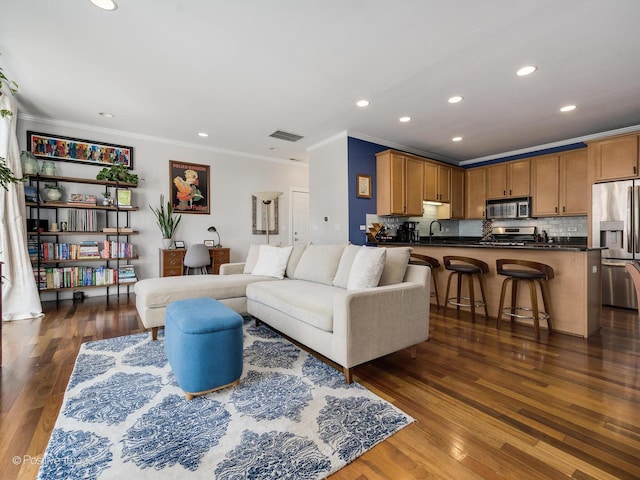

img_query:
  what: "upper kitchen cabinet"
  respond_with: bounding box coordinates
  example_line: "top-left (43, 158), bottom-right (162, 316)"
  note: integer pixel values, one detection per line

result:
top-left (531, 149), bottom-right (588, 217)
top-left (465, 167), bottom-right (487, 219)
top-left (376, 150), bottom-right (424, 216)
top-left (591, 134), bottom-right (639, 181)
top-left (486, 160), bottom-right (530, 199)
top-left (449, 167), bottom-right (465, 219)
top-left (424, 162), bottom-right (451, 203)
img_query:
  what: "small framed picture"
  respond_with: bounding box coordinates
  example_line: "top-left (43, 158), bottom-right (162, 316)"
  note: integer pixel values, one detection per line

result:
top-left (204, 240), bottom-right (215, 247)
top-left (174, 240), bottom-right (185, 248)
top-left (356, 173), bottom-right (371, 198)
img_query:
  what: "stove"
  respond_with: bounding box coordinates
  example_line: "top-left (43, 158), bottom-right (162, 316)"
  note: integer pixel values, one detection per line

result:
top-left (480, 226), bottom-right (537, 246)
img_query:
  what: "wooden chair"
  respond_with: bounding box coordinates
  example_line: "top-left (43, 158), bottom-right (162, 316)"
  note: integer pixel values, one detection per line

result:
top-left (624, 262), bottom-right (640, 309)
top-left (409, 254), bottom-right (441, 307)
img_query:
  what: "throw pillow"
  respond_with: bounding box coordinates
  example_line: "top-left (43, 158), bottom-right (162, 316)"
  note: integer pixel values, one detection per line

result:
top-left (293, 243), bottom-right (346, 285)
top-left (378, 247), bottom-right (412, 286)
top-left (251, 245), bottom-right (293, 279)
top-left (285, 243), bottom-right (308, 278)
top-left (332, 244), bottom-right (360, 288)
top-left (347, 247), bottom-right (387, 290)
top-left (243, 244), bottom-right (261, 274)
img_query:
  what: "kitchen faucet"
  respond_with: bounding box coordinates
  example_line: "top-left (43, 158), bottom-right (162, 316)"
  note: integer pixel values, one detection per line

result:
top-left (429, 220), bottom-right (442, 242)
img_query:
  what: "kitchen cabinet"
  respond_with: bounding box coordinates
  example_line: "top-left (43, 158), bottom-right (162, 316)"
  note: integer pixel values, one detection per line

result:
top-left (531, 149), bottom-right (588, 217)
top-left (424, 162), bottom-right (451, 203)
top-left (591, 134), bottom-right (639, 181)
top-left (450, 167), bottom-right (465, 219)
top-left (465, 167), bottom-right (487, 219)
top-left (376, 150), bottom-right (424, 216)
top-left (486, 160), bottom-right (530, 199)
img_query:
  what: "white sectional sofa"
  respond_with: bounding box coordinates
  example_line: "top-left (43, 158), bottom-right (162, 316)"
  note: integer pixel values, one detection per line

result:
top-left (135, 243), bottom-right (430, 382)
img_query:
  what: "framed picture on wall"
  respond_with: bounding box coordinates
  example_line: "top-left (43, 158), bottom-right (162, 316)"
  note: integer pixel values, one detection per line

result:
top-left (27, 131), bottom-right (133, 168)
top-left (356, 173), bottom-right (371, 198)
top-left (169, 160), bottom-right (210, 214)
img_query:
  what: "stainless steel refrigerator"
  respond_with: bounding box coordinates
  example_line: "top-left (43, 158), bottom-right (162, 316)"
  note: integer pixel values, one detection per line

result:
top-left (592, 180), bottom-right (640, 309)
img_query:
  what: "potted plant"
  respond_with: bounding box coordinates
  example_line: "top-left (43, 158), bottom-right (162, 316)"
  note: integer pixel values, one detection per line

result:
top-left (0, 156), bottom-right (23, 190)
top-left (150, 194), bottom-right (182, 248)
top-left (96, 164), bottom-right (139, 184)
top-left (44, 183), bottom-right (63, 201)
top-left (102, 190), bottom-right (113, 206)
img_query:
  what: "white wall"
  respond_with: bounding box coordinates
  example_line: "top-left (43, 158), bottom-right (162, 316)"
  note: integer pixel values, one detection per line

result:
top-left (17, 118), bottom-right (308, 299)
top-left (307, 133), bottom-right (349, 244)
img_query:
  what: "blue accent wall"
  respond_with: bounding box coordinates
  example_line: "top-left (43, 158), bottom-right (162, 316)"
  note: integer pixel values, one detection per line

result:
top-left (470, 142), bottom-right (587, 167)
top-left (347, 137), bottom-right (389, 245)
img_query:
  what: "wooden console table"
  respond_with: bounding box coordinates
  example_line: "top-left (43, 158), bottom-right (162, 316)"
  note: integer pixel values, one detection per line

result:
top-left (159, 247), bottom-right (230, 277)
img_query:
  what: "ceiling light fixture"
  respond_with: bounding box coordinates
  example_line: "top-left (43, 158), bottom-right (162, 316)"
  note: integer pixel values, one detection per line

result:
top-left (89, 0), bottom-right (118, 11)
top-left (99, 112), bottom-right (114, 118)
top-left (198, 132), bottom-right (209, 137)
top-left (516, 65), bottom-right (537, 76)
top-left (356, 99), bottom-right (370, 108)
top-left (448, 96), bottom-right (463, 104)
top-left (560, 105), bottom-right (576, 112)
top-left (399, 116), bottom-right (411, 123)
top-left (452, 136), bottom-right (463, 142)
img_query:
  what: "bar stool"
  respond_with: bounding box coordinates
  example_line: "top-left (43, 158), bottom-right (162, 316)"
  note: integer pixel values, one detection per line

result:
top-left (443, 256), bottom-right (489, 322)
top-left (410, 254), bottom-right (441, 308)
top-left (496, 259), bottom-right (554, 340)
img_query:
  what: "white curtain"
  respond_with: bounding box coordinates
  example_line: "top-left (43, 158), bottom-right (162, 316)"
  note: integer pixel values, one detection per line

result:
top-left (0, 92), bottom-right (43, 321)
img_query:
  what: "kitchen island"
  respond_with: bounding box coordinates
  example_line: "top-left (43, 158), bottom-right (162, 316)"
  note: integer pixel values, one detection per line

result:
top-left (377, 241), bottom-right (603, 338)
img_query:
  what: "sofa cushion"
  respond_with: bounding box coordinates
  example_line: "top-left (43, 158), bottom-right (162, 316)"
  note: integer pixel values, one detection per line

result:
top-left (251, 245), bottom-right (293, 279)
top-left (135, 274), bottom-right (278, 309)
top-left (286, 243), bottom-right (308, 278)
top-left (347, 247), bottom-right (386, 290)
top-left (247, 280), bottom-right (345, 332)
top-left (293, 243), bottom-right (346, 285)
top-left (332, 244), bottom-right (360, 288)
top-left (378, 247), bottom-right (412, 286)
top-left (243, 244), bottom-right (261, 274)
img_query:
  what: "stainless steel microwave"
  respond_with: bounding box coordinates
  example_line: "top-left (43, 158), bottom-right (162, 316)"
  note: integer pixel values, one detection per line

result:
top-left (486, 197), bottom-right (531, 219)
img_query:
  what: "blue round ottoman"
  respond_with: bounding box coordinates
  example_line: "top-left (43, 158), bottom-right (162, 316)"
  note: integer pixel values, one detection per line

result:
top-left (165, 297), bottom-right (243, 400)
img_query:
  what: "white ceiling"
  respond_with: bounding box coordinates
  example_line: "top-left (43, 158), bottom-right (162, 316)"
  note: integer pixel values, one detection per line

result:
top-left (2, 0), bottom-right (640, 165)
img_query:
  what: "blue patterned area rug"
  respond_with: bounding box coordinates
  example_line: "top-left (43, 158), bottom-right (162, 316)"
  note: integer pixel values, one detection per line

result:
top-left (38, 318), bottom-right (414, 479)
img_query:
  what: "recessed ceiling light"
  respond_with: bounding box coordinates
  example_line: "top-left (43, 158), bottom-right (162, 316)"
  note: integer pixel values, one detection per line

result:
top-left (560, 105), bottom-right (576, 112)
top-left (99, 112), bottom-right (114, 118)
top-left (516, 65), bottom-right (537, 76)
top-left (399, 116), bottom-right (411, 123)
top-left (356, 99), bottom-right (370, 108)
top-left (448, 96), bottom-right (463, 104)
top-left (452, 136), bottom-right (463, 142)
top-left (198, 132), bottom-right (209, 137)
top-left (270, 147), bottom-right (279, 151)
top-left (89, 0), bottom-right (118, 11)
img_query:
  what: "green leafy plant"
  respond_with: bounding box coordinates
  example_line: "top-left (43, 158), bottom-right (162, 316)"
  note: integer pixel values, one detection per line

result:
top-left (0, 67), bottom-right (18, 119)
top-left (44, 183), bottom-right (63, 191)
top-left (96, 164), bottom-right (139, 184)
top-left (0, 156), bottom-right (23, 190)
top-left (150, 194), bottom-right (182, 239)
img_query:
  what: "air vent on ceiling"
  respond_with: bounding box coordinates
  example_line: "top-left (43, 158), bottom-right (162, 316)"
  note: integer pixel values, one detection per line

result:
top-left (269, 130), bottom-right (304, 142)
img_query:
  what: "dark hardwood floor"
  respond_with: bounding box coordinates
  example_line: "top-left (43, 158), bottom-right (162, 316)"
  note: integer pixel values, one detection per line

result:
top-left (1, 296), bottom-right (639, 479)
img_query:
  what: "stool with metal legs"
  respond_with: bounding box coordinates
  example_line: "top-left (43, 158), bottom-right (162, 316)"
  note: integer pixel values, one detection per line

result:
top-left (496, 259), bottom-right (554, 340)
top-left (443, 256), bottom-right (489, 322)
top-left (410, 254), bottom-right (441, 308)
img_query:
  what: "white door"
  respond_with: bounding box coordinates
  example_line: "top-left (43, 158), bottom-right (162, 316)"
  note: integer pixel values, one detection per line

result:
top-left (291, 190), bottom-right (309, 246)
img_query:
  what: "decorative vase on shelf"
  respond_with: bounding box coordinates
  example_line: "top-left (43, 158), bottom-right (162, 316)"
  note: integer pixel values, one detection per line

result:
top-left (45, 188), bottom-right (62, 201)
top-left (162, 238), bottom-right (173, 249)
top-left (42, 161), bottom-right (56, 176)
top-left (20, 151), bottom-right (39, 175)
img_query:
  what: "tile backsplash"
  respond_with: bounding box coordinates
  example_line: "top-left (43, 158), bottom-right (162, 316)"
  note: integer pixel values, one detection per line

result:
top-left (366, 202), bottom-right (587, 240)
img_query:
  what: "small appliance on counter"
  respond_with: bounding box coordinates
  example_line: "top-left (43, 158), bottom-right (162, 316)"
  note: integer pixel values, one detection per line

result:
top-left (397, 221), bottom-right (420, 243)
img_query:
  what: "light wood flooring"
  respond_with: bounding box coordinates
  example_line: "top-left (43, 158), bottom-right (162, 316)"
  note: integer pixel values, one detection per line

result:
top-left (1, 297), bottom-right (639, 479)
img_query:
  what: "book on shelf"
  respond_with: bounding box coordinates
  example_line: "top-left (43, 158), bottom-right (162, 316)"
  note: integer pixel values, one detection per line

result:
top-left (68, 193), bottom-right (97, 205)
top-left (102, 227), bottom-right (134, 233)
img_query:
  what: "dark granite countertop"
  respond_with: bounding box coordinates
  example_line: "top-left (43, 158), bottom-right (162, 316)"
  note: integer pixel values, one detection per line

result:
top-left (373, 237), bottom-right (604, 252)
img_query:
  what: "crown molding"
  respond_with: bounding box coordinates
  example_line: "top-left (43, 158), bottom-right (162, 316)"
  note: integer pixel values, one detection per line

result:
top-left (17, 113), bottom-right (308, 168)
